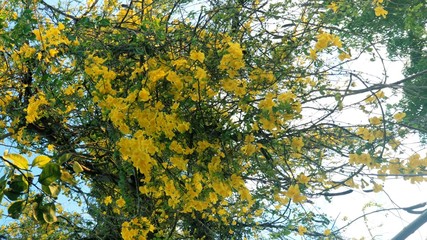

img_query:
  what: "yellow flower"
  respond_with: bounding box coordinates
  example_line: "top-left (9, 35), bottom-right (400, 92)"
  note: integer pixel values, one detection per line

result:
top-left (291, 137), bottom-right (304, 151)
top-left (330, 35), bottom-right (342, 48)
top-left (374, 6), bottom-right (388, 18)
top-left (393, 112), bottom-right (406, 122)
top-left (26, 94), bottom-right (49, 123)
top-left (278, 92), bottom-right (295, 103)
top-left (327, 2), bottom-right (339, 13)
top-left (369, 116), bottom-right (382, 125)
top-left (285, 184), bottom-right (300, 198)
top-left (209, 192), bottom-right (218, 204)
top-left (309, 48), bottom-right (317, 60)
top-left (194, 67), bottom-right (207, 80)
top-left (104, 196), bottom-right (113, 205)
top-left (49, 48), bottom-right (59, 57)
top-left (190, 50), bottom-right (205, 62)
top-left (297, 174), bottom-right (310, 184)
top-left (212, 180), bottom-right (232, 197)
top-left (298, 225), bottom-right (307, 236)
top-left (338, 52), bottom-right (351, 61)
top-left (324, 229), bottom-right (331, 236)
top-left (148, 68), bottom-right (167, 82)
top-left (315, 33), bottom-right (330, 50)
top-left (170, 156), bottom-right (188, 171)
top-left (116, 197), bottom-right (126, 208)
top-left (372, 182), bottom-right (383, 193)
top-left (227, 42), bottom-right (244, 58)
top-left (259, 93), bottom-right (275, 111)
top-left (139, 88), bottom-right (151, 102)
top-left (47, 144), bottom-right (55, 151)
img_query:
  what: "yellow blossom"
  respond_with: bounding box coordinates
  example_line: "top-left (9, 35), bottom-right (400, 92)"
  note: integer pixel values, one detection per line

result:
top-left (190, 50), bottom-right (205, 62)
top-left (338, 52), bottom-right (351, 61)
top-left (372, 183), bottom-right (383, 193)
top-left (26, 94), bottom-right (49, 123)
top-left (116, 197), bottom-right (126, 208)
top-left (393, 112), bottom-right (406, 122)
top-left (327, 2), bottom-right (339, 13)
top-left (374, 6), bottom-right (388, 18)
top-left (104, 196), bottom-right (113, 205)
top-left (139, 88), bottom-right (151, 101)
top-left (47, 144), bottom-right (55, 151)
top-left (369, 116), bottom-right (382, 125)
top-left (194, 67), bottom-right (207, 80)
top-left (309, 48), bottom-right (317, 60)
top-left (297, 173), bottom-right (310, 184)
top-left (298, 225), bottom-right (307, 235)
top-left (291, 137), bottom-right (304, 151)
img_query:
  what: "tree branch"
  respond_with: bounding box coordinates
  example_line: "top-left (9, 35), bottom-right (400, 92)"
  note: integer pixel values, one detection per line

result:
top-left (392, 210), bottom-right (427, 240)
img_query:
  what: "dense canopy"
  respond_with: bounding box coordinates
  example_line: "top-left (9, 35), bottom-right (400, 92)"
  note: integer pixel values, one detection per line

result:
top-left (0, 0), bottom-right (426, 239)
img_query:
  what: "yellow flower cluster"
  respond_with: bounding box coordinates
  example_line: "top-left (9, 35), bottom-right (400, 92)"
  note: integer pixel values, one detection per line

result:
top-left (121, 217), bottom-right (155, 240)
top-left (219, 42), bottom-right (245, 77)
top-left (310, 32), bottom-right (350, 61)
top-left (349, 153), bottom-right (373, 166)
top-left (373, 0), bottom-right (388, 18)
top-left (285, 185), bottom-right (306, 203)
top-left (26, 94), bottom-right (49, 123)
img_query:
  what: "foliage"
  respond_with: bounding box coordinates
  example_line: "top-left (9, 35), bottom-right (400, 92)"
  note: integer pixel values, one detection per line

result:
top-left (0, 0), bottom-right (425, 239)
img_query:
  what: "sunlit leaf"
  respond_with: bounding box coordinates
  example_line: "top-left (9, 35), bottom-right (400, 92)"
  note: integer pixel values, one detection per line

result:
top-left (32, 155), bottom-right (51, 168)
top-left (72, 161), bottom-right (84, 174)
top-left (3, 153), bottom-right (29, 170)
top-left (60, 170), bottom-right (75, 184)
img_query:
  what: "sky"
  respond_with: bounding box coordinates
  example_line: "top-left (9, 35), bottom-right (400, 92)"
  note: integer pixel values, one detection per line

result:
top-left (316, 49), bottom-right (427, 239)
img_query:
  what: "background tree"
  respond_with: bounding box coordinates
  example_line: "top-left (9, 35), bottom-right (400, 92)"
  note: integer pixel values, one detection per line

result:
top-left (0, 0), bottom-right (425, 239)
top-left (321, 0), bottom-right (427, 139)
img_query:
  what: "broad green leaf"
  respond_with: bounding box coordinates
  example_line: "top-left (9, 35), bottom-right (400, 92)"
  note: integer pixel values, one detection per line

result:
top-left (32, 155), bottom-right (51, 168)
top-left (4, 188), bottom-right (21, 201)
top-left (3, 153), bottom-right (29, 170)
top-left (9, 174), bottom-right (28, 193)
top-left (8, 200), bottom-right (25, 219)
top-left (38, 163), bottom-right (61, 186)
top-left (42, 203), bottom-right (57, 223)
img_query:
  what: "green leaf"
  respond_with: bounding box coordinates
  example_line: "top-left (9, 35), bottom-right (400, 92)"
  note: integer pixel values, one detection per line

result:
top-left (4, 188), bottom-right (21, 201)
top-left (3, 152), bottom-right (29, 170)
top-left (38, 163), bottom-right (61, 186)
top-left (32, 155), bottom-right (51, 168)
top-left (42, 182), bottom-right (61, 198)
top-left (58, 153), bottom-right (73, 165)
top-left (9, 174), bottom-right (29, 193)
top-left (32, 202), bottom-right (46, 224)
top-left (42, 203), bottom-right (57, 223)
top-left (8, 200), bottom-right (25, 219)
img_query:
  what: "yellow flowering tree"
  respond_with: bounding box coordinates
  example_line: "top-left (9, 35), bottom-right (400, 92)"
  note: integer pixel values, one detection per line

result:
top-left (0, 0), bottom-right (425, 239)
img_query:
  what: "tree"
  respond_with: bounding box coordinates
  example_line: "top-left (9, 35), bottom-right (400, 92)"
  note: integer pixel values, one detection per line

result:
top-left (320, 0), bottom-right (427, 139)
top-left (0, 0), bottom-right (425, 239)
